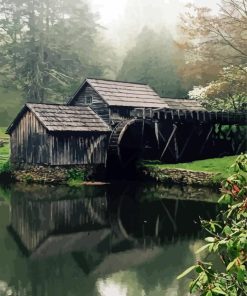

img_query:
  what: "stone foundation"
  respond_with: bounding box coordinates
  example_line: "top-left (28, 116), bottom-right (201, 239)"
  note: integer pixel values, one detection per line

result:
top-left (13, 164), bottom-right (106, 184)
top-left (141, 167), bottom-right (220, 187)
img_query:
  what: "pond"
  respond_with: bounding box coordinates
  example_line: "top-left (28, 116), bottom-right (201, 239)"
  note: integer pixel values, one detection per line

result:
top-left (0, 182), bottom-right (219, 296)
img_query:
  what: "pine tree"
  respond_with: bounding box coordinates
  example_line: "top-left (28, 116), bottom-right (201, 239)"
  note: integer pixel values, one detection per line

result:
top-left (118, 27), bottom-right (187, 98)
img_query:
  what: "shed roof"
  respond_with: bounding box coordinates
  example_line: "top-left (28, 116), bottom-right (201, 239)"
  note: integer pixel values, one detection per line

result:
top-left (70, 78), bottom-right (169, 108)
top-left (161, 98), bottom-right (205, 111)
top-left (7, 103), bottom-right (111, 134)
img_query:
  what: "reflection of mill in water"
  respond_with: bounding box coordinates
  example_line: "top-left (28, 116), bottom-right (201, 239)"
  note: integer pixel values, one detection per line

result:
top-left (9, 184), bottom-right (217, 273)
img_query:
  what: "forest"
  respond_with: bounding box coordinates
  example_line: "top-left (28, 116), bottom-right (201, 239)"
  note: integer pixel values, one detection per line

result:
top-left (0, 0), bottom-right (246, 125)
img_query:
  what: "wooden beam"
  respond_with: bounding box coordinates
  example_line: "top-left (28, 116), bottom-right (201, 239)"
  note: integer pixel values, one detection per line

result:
top-left (154, 121), bottom-right (159, 148)
top-left (200, 126), bottom-right (214, 155)
top-left (178, 126), bottom-right (196, 160)
top-left (158, 130), bottom-right (175, 155)
top-left (174, 134), bottom-right (179, 161)
top-left (160, 124), bottom-right (177, 160)
top-left (236, 138), bottom-right (246, 154)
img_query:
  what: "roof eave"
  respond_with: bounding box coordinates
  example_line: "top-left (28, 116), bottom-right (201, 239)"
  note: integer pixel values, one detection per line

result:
top-left (67, 78), bottom-right (87, 105)
top-left (6, 104), bottom-right (29, 134)
top-left (67, 78), bottom-right (110, 107)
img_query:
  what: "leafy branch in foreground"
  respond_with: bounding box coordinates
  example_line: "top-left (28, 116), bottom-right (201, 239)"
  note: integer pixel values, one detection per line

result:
top-left (177, 154), bottom-right (247, 296)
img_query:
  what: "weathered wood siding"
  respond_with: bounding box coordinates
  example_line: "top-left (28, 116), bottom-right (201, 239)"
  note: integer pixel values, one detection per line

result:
top-left (10, 110), bottom-right (109, 166)
top-left (50, 133), bottom-right (108, 165)
top-left (10, 111), bottom-right (50, 165)
top-left (72, 84), bottom-right (110, 123)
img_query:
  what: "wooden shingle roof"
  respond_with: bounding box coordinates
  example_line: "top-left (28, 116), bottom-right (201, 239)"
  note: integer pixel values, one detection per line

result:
top-left (161, 98), bottom-right (205, 111)
top-left (70, 78), bottom-right (168, 108)
top-left (7, 104), bottom-right (111, 134)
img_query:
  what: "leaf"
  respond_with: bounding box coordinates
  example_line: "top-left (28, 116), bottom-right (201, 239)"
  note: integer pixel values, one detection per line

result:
top-left (237, 269), bottom-right (245, 283)
top-left (205, 237), bottom-right (215, 243)
top-left (189, 277), bottom-right (200, 293)
top-left (196, 243), bottom-right (211, 254)
top-left (206, 291), bottom-right (213, 296)
top-left (223, 225), bottom-right (232, 235)
top-left (226, 259), bottom-right (236, 271)
top-left (199, 271), bottom-right (208, 284)
top-left (176, 265), bottom-right (198, 280)
top-left (211, 287), bottom-right (227, 295)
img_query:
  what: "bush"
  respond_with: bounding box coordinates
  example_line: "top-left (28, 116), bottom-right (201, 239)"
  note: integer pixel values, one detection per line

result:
top-left (0, 159), bottom-right (11, 174)
top-left (67, 168), bottom-right (87, 182)
top-left (0, 159), bottom-right (13, 182)
top-left (177, 154), bottom-right (247, 296)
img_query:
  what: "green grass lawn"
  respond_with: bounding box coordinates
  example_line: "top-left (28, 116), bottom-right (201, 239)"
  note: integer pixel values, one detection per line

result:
top-left (0, 127), bottom-right (8, 139)
top-left (143, 155), bottom-right (242, 179)
top-left (0, 127), bottom-right (10, 169)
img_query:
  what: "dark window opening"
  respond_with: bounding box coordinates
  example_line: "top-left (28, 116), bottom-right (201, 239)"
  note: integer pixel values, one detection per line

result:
top-left (85, 96), bottom-right (93, 105)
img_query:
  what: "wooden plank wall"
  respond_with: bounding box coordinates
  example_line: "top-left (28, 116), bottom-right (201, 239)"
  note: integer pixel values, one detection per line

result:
top-left (72, 84), bottom-right (110, 123)
top-left (50, 133), bottom-right (108, 165)
top-left (10, 110), bottom-right (109, 166)
top-left (11, 111), bottom-right (50, 165)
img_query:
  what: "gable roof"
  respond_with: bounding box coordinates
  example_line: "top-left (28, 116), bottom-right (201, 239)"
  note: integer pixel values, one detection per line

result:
top-left (161, 98), bottom-right (205, 111)
top-left (69, 78), bottom-right (169, 108)
top-left (7, 103), bottom-right (111, 134)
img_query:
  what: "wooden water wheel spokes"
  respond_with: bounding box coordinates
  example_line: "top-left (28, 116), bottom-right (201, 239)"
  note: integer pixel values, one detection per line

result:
top-left (108, 119), bottom-right (156, 167)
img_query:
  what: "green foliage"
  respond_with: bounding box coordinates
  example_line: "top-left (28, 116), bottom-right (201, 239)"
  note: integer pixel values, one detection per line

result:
top-left (117, 27), bottom-right (188, 98)
top-left (0, 159), bottom-right (11, 174)
top-left (67, 168), bottom-right (87, 185)
top-left (177, 154), bottom-right (247, 295)
top-left (0, 0), bottom-right (117, 104)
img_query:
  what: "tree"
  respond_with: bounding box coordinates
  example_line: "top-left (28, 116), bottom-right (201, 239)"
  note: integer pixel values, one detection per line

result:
top-left (117, 27), bottom-right (187, 98)
top-left (179, 0), bottom-right (247, 86)
top-left (177, 154), bottom-right (247, 296)
top-left (0, 0), bottom-right (116, 103)
top-left (189, 65), bottom-right (247, 111)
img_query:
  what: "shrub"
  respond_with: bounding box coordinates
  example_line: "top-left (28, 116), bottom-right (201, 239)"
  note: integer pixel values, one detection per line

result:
top-left (67, 168), bottom-right (87, 182)
top-left (0, 159), bottom-right (11, 174)
top-left (177, 154), bottom-right (247, 296)
top-left (0, 159), bottom-right (13, 182)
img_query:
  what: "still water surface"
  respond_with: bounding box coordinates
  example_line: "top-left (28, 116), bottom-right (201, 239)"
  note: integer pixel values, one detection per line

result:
top-left (0, 182), bottom-right (219, 296)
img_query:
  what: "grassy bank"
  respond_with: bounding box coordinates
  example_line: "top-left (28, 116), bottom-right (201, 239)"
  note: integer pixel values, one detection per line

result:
top-left (143, 155), bottom-right (240, 179)
top-left (0, 127), bottom-right (10, 171)
top-left (142, 155), bottom-right (245, 186)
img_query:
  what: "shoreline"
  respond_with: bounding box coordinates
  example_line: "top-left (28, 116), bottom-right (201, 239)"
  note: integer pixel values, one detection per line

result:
top-left (140, 166), bottom-right (222, 188)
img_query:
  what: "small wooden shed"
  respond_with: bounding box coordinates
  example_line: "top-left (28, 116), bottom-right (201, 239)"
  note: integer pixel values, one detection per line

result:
top-left (7, 103), bottom-right (110, 167)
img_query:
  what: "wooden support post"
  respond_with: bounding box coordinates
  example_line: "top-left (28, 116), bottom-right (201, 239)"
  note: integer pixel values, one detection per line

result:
top-left (200, 126), bottom-right (214, 155)
top-left (174, 133), bottom-right (179, 161)
top-left (236, 137), bottom-right (246, 154)
top-left (154, 120), bottom-right (159, 148)
top-left (160, 124), bottom-right (177, 160)
top-left (158, 130), bottom-right (175, 155)
top-left (141, 119), bottom-right (145, 147)
top-left (178, 126), bottom-right (196, 160)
